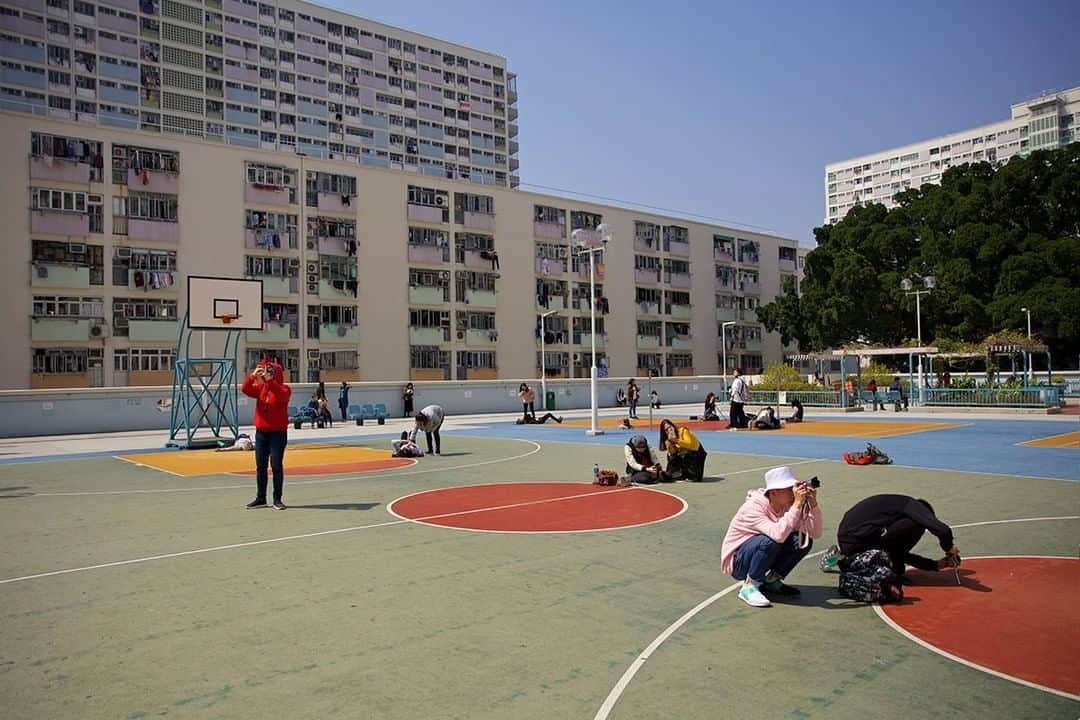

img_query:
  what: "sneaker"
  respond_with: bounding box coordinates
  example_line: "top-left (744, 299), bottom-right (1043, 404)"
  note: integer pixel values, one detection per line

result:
top-left (556, 416), bottom-right (564, 424)
top-left (272, 501), bottom-right (287, 510)
top-left (819, 545), bottom-right (843, 573)
top-left (737, 583), bottom-right (771, 608)
top-left (762, 579), bottom-right (801, 597)
top-left (246, 499), bottom-right (267, 509)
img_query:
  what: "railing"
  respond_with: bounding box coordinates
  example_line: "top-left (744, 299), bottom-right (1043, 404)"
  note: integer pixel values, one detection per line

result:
top-left (921, 387), bottom-right (1062, 408)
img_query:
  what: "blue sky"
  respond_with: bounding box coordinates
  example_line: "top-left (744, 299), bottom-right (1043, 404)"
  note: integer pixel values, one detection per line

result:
top-left (319, 0), bottom-right (1079, 245)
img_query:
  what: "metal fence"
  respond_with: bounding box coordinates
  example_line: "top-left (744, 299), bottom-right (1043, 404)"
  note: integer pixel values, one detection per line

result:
top-left (921, 387), bottom-right (1062, 408)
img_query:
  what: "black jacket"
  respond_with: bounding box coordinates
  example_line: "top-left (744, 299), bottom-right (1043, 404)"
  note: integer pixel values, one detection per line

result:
top-left (837, 494), bottom-right (953, 570)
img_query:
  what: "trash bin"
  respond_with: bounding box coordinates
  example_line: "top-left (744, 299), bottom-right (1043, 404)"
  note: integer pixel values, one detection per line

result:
top-left (545, 391), bottom-right (556, 411)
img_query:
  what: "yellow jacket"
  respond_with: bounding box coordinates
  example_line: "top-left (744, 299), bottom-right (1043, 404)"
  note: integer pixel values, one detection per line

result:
top-left (668, 426), bottom-right (701, 454)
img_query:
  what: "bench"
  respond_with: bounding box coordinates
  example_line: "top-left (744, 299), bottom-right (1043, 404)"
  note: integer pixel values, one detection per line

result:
top-left (353, 403), bottom-right (387, 426)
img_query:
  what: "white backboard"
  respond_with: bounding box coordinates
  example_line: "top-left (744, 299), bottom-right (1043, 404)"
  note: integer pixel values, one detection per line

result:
top-left (187, 276), bottom-right (263, 330)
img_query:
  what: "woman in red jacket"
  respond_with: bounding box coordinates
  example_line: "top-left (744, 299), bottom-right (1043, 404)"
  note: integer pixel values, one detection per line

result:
top-left (241, 359), bottom-right (292, 510)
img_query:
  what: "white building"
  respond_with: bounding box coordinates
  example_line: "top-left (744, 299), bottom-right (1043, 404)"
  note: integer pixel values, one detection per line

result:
top-left (825, 87), bottom-right (1080, 224)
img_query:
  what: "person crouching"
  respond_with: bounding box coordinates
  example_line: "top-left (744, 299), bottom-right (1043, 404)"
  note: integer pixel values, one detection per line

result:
top-left (623, 434), bottom-right (671, 484)
top-left (720, 466), bottom-right (823, 607)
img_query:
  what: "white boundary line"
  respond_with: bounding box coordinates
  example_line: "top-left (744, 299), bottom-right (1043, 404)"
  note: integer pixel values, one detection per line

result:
top-left (873, 554), bottom-right (1080, 702)
top-left (27, 439), bottom-right (543, 496)
top-left (386, 484), bottom-right (689, 535)
top-left (592, 515), bottom-right (1080, 720)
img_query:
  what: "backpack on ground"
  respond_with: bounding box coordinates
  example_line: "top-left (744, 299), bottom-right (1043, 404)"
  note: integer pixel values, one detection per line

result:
top-left (843, 442), bottom-right (892, 465)
top-left (837, 549), bottom-right (904, 603)
top-left (595, 469), bottom-right (628, 486)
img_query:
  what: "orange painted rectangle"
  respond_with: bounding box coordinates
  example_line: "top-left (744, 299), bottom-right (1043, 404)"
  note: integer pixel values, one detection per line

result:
top-left (1020, 431), bottom-right (1080, 449)
top-left (118, 444), bottom-right (392, 477)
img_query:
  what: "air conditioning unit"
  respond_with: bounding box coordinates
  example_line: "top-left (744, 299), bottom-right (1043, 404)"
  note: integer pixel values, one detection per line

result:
top-left (90, 322), bottom-right (109, 338)
top-left (307, 282), bottom-right (318, 294)
top-left (435, 194), bottom-right (446, 206)
top-left (456, 330), bottom-right (465, 340)
top-left (306, 262), bottom-right (317, 274)
top-left (440, 271), bottom-right (450, 280)
top-left (36, 265), bottom-right (49, 278)
top-left (336, 324), bottom-right (348, 337)
top-left (308, 273), bottom-right (318, 284)
top-left (116, 247), bottom-right (131, 259)
top-left (306, 240), bottom-right (317, 250)
top-left (306, 348), bottom-right (321, 360)
top-left (68, 243), bottom-right (86, 254)
top-left (288, 257), bottom-right (300, 267)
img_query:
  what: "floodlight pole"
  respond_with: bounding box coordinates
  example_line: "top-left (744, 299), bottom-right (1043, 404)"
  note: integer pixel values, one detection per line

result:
top-left (586, 245), bottom-right (601, 435)
top-left (540, 309), bottom-right (556, 406)
top-left (721, 321), bottom-right (736, 396)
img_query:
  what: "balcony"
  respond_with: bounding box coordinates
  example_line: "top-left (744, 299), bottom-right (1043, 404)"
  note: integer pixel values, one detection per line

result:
top-left (668, 335), bottom-right (694, 351)
top-left (127, 167), bottom-right (178, 194)
top-left (635, 268), bottom-right (660, 284)
top-left (126, 269), bottom-right (177, 291)
top-left (669, 303), bottom-right (692, 320)
top-left (320, 322), bottom-right (358, 344)
top-left (246, 321), bottom-right (292, 344)
top-left (31, 317), bottom-right (92, 342)
top-left (667, 240), bottom-right (690, 257)
top-left (407, 245), bottom-right (446, 264)
top-left (464, 288), bottom-right (497, 308)
top-left (317, 192), bottom-right (355, 213)
top-left (244, 184), bottom-right (293, 206)
top-left (408, 286), bottom-right (446, 305)
top-left (465, 328), bottom-right (497, 345)
top-left (223, 0), bottom-right (257, 19)
top-left (535, 294), bottom-right (564, 312)
top-left (741, 280), bottom-right (761, 294)
top-left (30, 156), bottom-right (92, 183)
top-left (456, 249), bottom-right (488, 269)
top-left (318, 279), bottom-right (356, 300)
top-left (407, 204), bottom-right (444, 224)
top-left (636, 301), bottom-right (660, 316)
top-left (713, 247), bottom-right (734, 263)
top-left (634, 236), bottom-right (657, 253)
top-left (128, 319), bottom-right (179, 342)
top-left (31, 263), bottom-right (90, 289)
top-left (463, 368), bottom-right (497, 380)
top-left (31, 372), bottom-right (90, 389)
top-left (409, 326), bottom-right (446, 345)
top-left (128, 219), bottom-right (179, 243)
top-left (31, 210), bottom-right (89, 236)
top-left (636, 335), bottom-right (661, 349)
top-left (715, 275), bottom-right (736, 291)
top-left (716, 306), bottom-right (738, 322)
top-left (575, 333), bottom-right (604, 349)
top-left (779, 258), bottom-right (797, 273)
top-left (672, 366), bottom-right (695, 377)
top-left (667, 272), bottom-right (691, 288)
top-left (461, 211), bottom-right (495, 231)
top-left (533, 221), bottom-right (565, 240)
top-left (741, 337), bottom-right (763, 352)
top-left (258, 276), bottom-right (293, 297)
top-left (535, 257), bottom-right (564, 277)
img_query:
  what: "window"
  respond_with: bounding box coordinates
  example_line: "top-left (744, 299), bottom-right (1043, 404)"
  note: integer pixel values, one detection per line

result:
top-left (570, 210), bottom-right (602, 231)
top-left (319, 304), bottom-right (356, 326)
top-left (454, 192), bottom-right (494, 215)
top-left (305, 170), bottom-right (356, 200)
top-left (407, 184), bottom-right (448, 208)
top-left (115, 348), bottom-right (175, 372)
top-left (409, 309), bottom-right (449, 328)
top-left (111, 297), bottom-right (178, 334)
top-left (410, 346), bottom-right (448, 370)
top-left (32, 188), bottom-right (87, 213)
top-left (126, 192), bottom-right (178, 222)
top-left (662, 225), bottom-right (688, 249)
top-left (408, 227), bottom-right (448, 246)
top-left (32, 295), bottom-right (103, 318)
top-left (32, 348), bottom-right (97, 375)
top-left (457, 350), bottom-right (496, 369)
top-left (246, 162), bottom-right (296, 189)
top-left (454, 232), bottom-right (493, 255)
top-left (635, 221), bottom-right (659, 247)
top-left (244, 255), bottom-right (296, 278)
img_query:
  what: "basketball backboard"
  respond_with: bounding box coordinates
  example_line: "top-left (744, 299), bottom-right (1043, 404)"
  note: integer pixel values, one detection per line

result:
top-left (187, 276), bottom-right (263, 330)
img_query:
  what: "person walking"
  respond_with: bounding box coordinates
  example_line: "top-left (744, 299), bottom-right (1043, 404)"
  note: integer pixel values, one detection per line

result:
top-left (410, 404), bottom-right (445, 455)
top-left (402, 382), bottom-right (415, 417)
top-left (729, 368), bottom-right (750, 428)
top-left (337, 381), bottom-right (350, 422)
top-left (627, 379), bottom-right (640, 419)
top-left (241, 359), bottom-right (292, 510)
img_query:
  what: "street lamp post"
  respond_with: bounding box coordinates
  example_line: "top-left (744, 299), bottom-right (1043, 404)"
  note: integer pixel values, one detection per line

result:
top-left (539, 309), bottom-right (557, 408)
top-left (1020, 306), bottom-right (1032, 383)
top-left (572, 223), bottom-right (612, 437)
top-left (901, 275), bottom-right (935, 403)
top-left (721, 321), bottom-right (736, 396)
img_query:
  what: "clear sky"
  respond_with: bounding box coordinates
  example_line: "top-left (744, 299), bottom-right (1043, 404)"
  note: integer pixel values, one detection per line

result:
top-left (317, 0), bottom-right (1079, 245)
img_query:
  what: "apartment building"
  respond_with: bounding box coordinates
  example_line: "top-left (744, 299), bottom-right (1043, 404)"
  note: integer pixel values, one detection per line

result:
top-left (0, 0), bottom-right (519, 187)
top-left (825, 86), bottom-right (1079, 224)
top-left (2, 110), bottom-right (800, 390)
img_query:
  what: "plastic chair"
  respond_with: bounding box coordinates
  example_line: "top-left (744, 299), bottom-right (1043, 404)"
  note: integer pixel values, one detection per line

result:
top-left (347, 404), bottom-right (363, 425)
top-left (374, 403), bottom-right (388, 424)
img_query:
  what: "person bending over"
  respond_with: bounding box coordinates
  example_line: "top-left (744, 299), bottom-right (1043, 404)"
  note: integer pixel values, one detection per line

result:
top-left (410, 404), bottom-right (445, 455)
top-left (515, 413), bottom-right (563, 425)
top-left (623, 434), bottom-right (671, 484)
top-left (752, 406), bottom-right (781, 430)
top-left (721, 466), bottom-right (823, 607)
top-left (658, 419), bottom-right (708, 482)
top-left (836, 494), bottom-right (960, 579)
top-left (786, 397), bottom-right (804, 423)
top-left (392, 431), bottom-right (424, 458)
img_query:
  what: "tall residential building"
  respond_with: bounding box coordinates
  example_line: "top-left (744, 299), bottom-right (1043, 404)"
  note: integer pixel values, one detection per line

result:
top-left (825, 86), bottom-right (1080, 225)
top-left (1, 110), bottom-right (800, 390)
top-left (0, 0), bottom-right (520, 186)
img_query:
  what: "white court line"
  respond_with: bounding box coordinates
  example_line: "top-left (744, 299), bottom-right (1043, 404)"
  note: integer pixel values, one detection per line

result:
top-left (592, 515), bottom-right (1080, 720)
top-left (113, 454), bottom-right (186, 477)
top-left (873, 555), bottom-right (1080, 702)
top-left (27, 439), bottom-right (543, 496)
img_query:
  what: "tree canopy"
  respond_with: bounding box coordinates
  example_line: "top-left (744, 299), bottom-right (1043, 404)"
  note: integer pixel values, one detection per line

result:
top-left (758, 144), bottom-right (1080, 366)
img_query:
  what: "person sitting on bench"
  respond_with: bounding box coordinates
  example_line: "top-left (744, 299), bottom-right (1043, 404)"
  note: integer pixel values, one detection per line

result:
top-left (658, 419), bottom-right (708, 481)
top-left (515, 413), bottom-right (563, 425)
top-left (624, 434), bottom-right (671, 484)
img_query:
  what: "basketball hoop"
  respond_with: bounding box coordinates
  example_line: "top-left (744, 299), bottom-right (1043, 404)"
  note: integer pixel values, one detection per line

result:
top-left (220, 314), bottom-right (239, 325)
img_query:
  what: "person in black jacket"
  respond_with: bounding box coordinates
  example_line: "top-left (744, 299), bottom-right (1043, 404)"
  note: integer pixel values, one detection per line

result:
top-left (836, 494), bottom-right (960, 578)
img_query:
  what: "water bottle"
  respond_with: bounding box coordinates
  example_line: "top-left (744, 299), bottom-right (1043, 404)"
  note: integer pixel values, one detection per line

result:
top-left (593, 463), bottom-right (599, 483)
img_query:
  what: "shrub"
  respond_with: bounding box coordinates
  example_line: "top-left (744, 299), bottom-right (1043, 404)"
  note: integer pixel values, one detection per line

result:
top-left (758, 363), bottom-right (815, 391)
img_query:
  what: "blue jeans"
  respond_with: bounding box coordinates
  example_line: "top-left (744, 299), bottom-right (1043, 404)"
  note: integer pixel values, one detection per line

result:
top-left (254, 429), bottom-right (288, 502)
top-left (628, 400), bottom-right (638, 418)
top-left (732, 533), bottom-right (812, 585)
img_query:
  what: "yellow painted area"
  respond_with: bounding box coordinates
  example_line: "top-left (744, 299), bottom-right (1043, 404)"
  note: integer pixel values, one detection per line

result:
top-left (118, 443), bottom-right (391, 477)
top-left (560, 418), bottom-right (960, 438)
top-left (1019, 431), bottom-right (1080, 449)
top-left (561, 417), bottom-right (661, 430)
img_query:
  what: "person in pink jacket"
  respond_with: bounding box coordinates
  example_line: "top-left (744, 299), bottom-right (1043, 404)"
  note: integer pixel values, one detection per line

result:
top-left (720, 466), bottom-right (823, 607)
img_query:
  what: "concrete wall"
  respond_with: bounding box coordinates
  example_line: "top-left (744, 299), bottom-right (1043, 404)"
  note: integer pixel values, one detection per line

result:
top-left (0, 376), bottom-right (726, 438)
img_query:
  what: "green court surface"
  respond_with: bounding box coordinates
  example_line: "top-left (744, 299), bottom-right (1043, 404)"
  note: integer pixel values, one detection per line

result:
top-left (0, 434), bottom-right (1077, 719)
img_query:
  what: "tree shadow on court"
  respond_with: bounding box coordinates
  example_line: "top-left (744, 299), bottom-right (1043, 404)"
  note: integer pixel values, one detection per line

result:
top-left (287, 502), bottom-right (380, 511)
top-left (0, 486), bottom-right (33, 498)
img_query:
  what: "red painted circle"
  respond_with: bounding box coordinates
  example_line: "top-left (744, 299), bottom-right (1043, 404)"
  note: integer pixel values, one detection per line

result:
top-left (881, 557), bottom-right (1080, 697)
top-left (233, 458), bottom-right (414, 476)
top-left (388, 482), bottom-right (685, 533)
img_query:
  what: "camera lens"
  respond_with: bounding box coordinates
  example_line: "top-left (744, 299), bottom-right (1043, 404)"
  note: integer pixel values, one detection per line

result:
top-left (809, 477), bottom-right (821, 489)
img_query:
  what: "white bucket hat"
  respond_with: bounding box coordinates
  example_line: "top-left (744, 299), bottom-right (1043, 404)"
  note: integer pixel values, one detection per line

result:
top-left (764, 466), bottom-right (798, 491)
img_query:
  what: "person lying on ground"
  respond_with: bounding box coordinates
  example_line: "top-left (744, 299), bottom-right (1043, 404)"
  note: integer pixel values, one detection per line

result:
top-left (515, 413), bottom-right (563, 425)
top-left (623, 434), bottom-right (671, 484)
top-left (658, 418), bottom-right (708, 482)
top-left (835, 494), bottom-right (959, 579)
top-left (216, 433), bottom-right (254, 451)
top-left (392, 431), bottom-right (424, 458)
top-left (721, 466), bottom-right (823, 607)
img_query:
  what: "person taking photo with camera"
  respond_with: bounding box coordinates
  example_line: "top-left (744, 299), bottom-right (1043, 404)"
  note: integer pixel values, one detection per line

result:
top-left (834, 494), bottom-right (960, 579)
top-left (721, 466), bottom-right (823, 607)
top-left (240, 358), bottom-right (292, 510)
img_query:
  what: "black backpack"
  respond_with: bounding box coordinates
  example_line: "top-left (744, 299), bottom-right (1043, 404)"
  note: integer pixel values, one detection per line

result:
top-left (837, 549), bottom-right (904, 603)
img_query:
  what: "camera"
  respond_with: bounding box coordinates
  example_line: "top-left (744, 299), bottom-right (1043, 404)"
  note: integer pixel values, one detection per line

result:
top-left (805, 476), bottom-right (820, 489)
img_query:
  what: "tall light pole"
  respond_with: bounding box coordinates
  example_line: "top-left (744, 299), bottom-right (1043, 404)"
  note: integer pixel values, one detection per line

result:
top-left (572, 223), bottom-right (612, 437)
top-left (901, 275), bottom-right (935, 403)
top-left (539, 309), bottom-right (557, 407)
top-left (1020, 306), bottom-right (1032, 384)
top-left (721, 321), bottom-right (736, 396)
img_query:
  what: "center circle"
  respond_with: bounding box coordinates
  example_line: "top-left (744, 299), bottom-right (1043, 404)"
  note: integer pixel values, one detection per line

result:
top-left (387, 482), bottom-right (687, 533)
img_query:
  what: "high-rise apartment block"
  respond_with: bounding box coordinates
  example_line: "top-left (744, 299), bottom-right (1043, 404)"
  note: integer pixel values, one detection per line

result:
top-left (825, 87), bottom-right (1079, 224)
top-left (0, 0), bottom-right (802, 390)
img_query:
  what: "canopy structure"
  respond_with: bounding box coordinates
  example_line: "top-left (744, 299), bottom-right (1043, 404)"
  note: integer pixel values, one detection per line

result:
top-left (831, 346), bottom-right (940, 406)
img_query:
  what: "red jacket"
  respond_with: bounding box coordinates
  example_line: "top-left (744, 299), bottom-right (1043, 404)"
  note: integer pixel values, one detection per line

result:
top-left (241, 362), bottom-right (292, 432)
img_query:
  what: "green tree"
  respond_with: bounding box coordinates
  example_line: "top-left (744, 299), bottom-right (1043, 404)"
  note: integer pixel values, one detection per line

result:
top-left (758, 145), bottom-right (1080, 366)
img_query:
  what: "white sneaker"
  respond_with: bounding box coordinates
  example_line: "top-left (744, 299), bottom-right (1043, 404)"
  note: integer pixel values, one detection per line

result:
top-left (738, 582), bottom-right (771, 608)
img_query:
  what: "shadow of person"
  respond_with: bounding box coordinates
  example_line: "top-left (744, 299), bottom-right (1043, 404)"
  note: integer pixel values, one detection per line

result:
top-left (432, 452), bottom-right (470, 457)
top-left (694, 475), bottom-right (725, 483)
top-left (904, 568), bottom-right (992, 593)
top-left (0, 486), bottom-right (33, 498)
top-left (286, 502), bottom-right (379, 511)
top-left (772, 584), bottom-right (871, 609)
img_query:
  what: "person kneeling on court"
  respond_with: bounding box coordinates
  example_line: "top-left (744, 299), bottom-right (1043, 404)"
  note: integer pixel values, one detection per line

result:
top-left (835, 494), bottom-right (959, 580)
top-left (392, 431), bottom-right (424, 458)
top-left (410, 404), bottom-right (445, 455)
top-left (624, 435), bottom-right (671, 484)
top-left (658, 419), bottom-right (707, 482)
top-left (241, 359), bottom-right (292, 510)
top-left (720, 466), bottom-right (822, 607)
